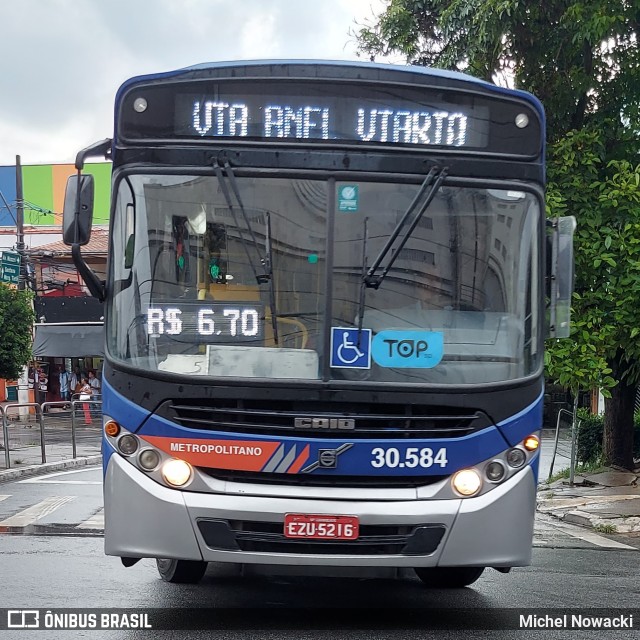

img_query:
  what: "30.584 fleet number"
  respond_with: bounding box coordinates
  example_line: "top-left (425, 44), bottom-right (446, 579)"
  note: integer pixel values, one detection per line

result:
top-left (370, 447), bottom-right (448, 469)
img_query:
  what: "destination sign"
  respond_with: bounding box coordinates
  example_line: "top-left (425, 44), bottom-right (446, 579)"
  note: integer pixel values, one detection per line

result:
top-left (174, 88), bottom-right (488, 148)
top-left (180, 98), bottom-right (474, 147)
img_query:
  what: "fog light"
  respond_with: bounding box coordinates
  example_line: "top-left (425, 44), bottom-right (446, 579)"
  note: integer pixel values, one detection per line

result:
top-left (524, 435), bottom-right (540, 451)
top-left (117, 434), bottom-right (139, 456)
top-left (138, 449), bottom-right (160, 471)
top-left (507, 448), bottom-right (526, 468)
top-left (162, 459), bottom-right (192, 487)
top-left (486, 461), bottom-right (506, 482)
top-left (452, 469), bottom-right (482, 496)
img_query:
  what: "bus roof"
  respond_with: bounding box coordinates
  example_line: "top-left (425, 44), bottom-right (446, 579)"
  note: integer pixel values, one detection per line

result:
top-left (115, 59), bottom-right (544, 120)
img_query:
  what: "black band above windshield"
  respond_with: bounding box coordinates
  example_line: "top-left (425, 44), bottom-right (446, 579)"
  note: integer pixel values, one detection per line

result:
top-left (118, 79), bottom-right (542, 157)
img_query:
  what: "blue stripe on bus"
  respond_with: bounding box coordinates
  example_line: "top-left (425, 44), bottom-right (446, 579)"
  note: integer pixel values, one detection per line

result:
top-left (135, 413), bottom-right (510, 476)
top-left (102, 381), bottom-right (542, 476)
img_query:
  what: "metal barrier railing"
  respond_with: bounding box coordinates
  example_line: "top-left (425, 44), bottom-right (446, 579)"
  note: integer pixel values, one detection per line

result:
top-left (1, 400), bottom-right (102, 470)
top-left (547, 407), bottom-right (582, 485)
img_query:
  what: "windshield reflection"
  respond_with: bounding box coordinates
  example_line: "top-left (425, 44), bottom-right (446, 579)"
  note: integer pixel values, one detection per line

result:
top-left (108, 175), bottom-right (541, 385)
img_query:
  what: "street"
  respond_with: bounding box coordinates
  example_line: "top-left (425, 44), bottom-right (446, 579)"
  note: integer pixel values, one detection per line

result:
top-left (1, 466), bottom-right (639, 638)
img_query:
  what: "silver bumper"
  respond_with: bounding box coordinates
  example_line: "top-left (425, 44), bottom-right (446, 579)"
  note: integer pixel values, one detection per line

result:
top-left (104, 453), bottom-right (536, 567)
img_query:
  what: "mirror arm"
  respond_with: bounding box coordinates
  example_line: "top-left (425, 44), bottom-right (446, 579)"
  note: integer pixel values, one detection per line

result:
top-left (548, 218), bottom-right (559, 337)
top-left (72, 243), bottom-right (105, 301)
top-left (75, 138), bottom-right (112, 170)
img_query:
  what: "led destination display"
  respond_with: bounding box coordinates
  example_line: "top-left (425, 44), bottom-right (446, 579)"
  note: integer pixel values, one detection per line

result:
top-left (174, 87), bottom-right (488, 148)
top-left (183, 98), bottom-right (473, 147)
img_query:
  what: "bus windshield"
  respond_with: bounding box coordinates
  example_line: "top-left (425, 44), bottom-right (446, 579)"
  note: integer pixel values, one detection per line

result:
top-left (108, 173), bottom-right (541, 385)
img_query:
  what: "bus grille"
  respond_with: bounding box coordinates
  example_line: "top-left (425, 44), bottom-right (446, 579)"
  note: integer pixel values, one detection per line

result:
top-left (161, 398), bottom-right (490, 440)
top-left (197, 519), bottom-right (446, 556)
top-left (200, 468), bottom-right (447, 488)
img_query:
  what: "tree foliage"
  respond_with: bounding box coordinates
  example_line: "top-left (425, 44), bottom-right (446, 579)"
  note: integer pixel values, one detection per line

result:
top-left (0, 284), bottom-right (34, 381)
top-left (356, 1), bottom-right (640, 468)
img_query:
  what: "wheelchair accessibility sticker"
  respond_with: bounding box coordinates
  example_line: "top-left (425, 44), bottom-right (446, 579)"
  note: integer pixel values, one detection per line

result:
top-left (372, 330), bottom-right (444, 368)
top-left (330, 327), bottom-right (371, 369)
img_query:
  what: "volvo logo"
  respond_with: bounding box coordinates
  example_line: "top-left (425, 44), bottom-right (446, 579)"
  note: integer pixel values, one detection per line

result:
top-left (301, 443), bottom-right (354, 473)
top-left (294, 417), bottom-right (355, 430)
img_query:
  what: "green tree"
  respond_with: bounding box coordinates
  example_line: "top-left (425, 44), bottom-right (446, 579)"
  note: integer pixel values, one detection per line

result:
top-left (355, 0), bottom-right (640, 469)
top-left (0, 284), bottom-right (34, 381)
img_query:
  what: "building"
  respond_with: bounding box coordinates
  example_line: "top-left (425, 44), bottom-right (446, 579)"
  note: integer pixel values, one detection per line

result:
top-left (0, 162), bottom-right (110, 402)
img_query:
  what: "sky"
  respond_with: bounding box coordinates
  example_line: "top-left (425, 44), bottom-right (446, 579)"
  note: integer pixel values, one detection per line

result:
top-left (0, 0), bottom-right (389, 166)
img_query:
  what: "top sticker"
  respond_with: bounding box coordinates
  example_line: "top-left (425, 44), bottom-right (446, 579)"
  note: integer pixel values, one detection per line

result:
top-left (372, 331), bottom-right (444, 368)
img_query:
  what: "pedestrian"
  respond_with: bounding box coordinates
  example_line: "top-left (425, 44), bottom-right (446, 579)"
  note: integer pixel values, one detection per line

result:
top-left (78, 378), bottom-right (92, 400)
top-left (88, 371), bottom-right (101, 400)
top-left (58, 366), bottom-right (71, 402)
top-left (70, 367), bottom-right (80, 395)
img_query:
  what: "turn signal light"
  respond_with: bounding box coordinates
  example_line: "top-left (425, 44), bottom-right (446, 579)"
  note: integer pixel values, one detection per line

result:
top-left (104, 421), bottom-right (120, 437)
top-left (523, 435), bottom-right (540, 451)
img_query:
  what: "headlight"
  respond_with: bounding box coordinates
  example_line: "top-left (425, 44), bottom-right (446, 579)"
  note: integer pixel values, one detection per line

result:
top-left (138, 449), bottom-right (160, 471)
top-left (117, 434), bottom-right (139, 456)
top-left (452, 469), bottom-right (482, 496)
top-left (161, 459), bottom-right (192, 487)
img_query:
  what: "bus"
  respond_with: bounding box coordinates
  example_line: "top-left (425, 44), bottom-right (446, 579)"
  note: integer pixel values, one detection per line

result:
top-left (63, 60), bottom-right (575, 587)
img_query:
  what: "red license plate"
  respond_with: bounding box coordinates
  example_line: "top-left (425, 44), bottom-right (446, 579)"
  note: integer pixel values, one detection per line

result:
top-left (283, 513), bottom-right (359, 540)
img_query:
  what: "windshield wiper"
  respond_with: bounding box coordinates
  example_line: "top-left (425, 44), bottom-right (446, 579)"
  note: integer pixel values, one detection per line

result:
top-left (212, 161), bottom-right (279, 344)
top-left (363, 166), bottom-right (448, 290)
top-left (213, 160), bottom-right (270, 284)
top-left (264, 210), bottom-right (279, 345)
top-left (356, 167), bottom-right (448, 339)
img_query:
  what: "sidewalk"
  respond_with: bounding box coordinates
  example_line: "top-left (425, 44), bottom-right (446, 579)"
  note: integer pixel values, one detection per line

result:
top-left (537, 467), bottom-right (640, 535)
top-left (0, 435), bottom-right (102, 483)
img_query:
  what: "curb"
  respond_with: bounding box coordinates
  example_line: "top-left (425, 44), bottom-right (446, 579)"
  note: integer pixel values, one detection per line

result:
top-left (0, 455), bottom-right (102, 483)
top-left (560, 510), bottom-right (596, 528)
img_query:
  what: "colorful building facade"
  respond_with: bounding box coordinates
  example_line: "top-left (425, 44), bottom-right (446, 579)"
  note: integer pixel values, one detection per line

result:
top-left (0, 162), bottom-right (111, 227)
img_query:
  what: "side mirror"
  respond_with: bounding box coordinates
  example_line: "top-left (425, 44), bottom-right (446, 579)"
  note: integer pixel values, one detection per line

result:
top-left (63, 174), bottom-right (95, 246)
top-left (548, 216), bottom-right (576, 338)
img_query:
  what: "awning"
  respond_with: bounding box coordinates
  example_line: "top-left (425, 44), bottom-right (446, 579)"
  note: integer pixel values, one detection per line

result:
top-left (32, 323), bottom-right (104, 357)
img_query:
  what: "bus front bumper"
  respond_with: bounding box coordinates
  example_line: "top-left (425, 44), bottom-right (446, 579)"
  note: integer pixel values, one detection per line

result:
top-left (104, 453), bottom-right (536, 567)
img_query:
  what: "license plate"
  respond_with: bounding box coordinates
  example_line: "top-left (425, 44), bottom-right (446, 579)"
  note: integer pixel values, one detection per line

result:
top-left (283, 514), bottom-right (359, 540)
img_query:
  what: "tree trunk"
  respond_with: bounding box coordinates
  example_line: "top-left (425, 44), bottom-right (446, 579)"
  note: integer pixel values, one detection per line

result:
top-left (603, 378), bottom-right (636, 470)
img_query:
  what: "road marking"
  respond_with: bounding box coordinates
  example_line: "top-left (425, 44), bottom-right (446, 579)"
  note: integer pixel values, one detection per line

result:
top-left (550, 520), bottom-right (636, 550)
top-left (18, 480), bottom-right (102, 485)
top-left (19, 467), bottom-right (101, 484)
top-left (0, 495), bottom-right (9, 502)
top-left (0, 496), bottom-right (75, 527)
top-left (77, 509), bottom-right (104, 530)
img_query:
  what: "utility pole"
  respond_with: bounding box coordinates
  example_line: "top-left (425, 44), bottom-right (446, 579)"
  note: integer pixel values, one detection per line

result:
top-left (15, 155), bottom-right (31, 416)
top-left (15, 154), bottom-right (25, 290)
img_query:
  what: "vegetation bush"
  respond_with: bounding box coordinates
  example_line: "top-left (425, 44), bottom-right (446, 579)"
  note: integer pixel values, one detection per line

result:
top-left (576, 409), bottom-right (640, 464)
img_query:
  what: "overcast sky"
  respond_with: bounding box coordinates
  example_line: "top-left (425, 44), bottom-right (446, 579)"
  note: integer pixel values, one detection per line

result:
top-left (0, 0), bottom-right (389, 166)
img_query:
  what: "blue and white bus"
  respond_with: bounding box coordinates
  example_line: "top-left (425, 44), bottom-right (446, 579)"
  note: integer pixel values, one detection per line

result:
top-left (64, 60), bottom-right (574, 586)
